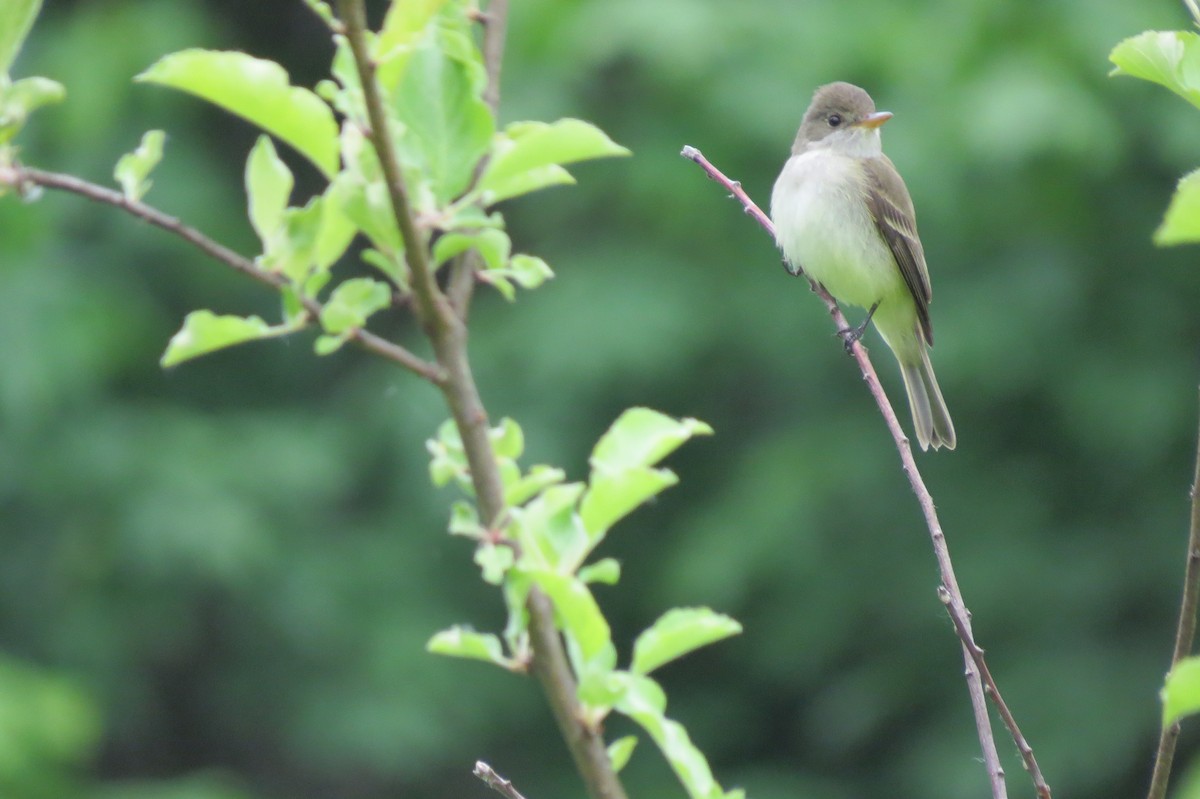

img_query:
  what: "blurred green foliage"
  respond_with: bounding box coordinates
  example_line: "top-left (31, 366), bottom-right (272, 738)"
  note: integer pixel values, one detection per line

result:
top-left (4, 1), bottom-right (1200, 798)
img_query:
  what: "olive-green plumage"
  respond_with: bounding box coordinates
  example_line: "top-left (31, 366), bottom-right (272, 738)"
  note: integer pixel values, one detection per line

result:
top-left (770, 82), bottom-right (955, 451)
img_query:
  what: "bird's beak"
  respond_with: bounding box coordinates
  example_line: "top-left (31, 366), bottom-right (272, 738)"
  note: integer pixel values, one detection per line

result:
top-left (855, 111), bottom-right (893, 129)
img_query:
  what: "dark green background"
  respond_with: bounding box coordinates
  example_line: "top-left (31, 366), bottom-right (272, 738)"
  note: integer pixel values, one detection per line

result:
top-left (3, 1), bottom-right (1199, 797)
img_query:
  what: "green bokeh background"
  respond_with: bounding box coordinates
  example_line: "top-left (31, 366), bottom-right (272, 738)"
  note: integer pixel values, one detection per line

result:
top-left (4, 1), bottom-right (1200, 797)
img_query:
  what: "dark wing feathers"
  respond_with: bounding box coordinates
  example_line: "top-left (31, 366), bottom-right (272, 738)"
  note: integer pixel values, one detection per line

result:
top-left (862, 155), bottom-right (934, 345)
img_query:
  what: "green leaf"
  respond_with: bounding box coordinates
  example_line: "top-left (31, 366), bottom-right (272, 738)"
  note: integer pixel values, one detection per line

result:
top-left (1110, 31), bottom-right (1200, 110)
top-left (528, 569), bottom-right (612, 665)
top-left (613, 673), bottom-right (725, 799)
top-left (581, 466), bottom-right (677, 540)
top-left (475, 542), bottom-right (515, 585)
top-left (511, 483), bottom-right (587, 570)
top-left (1164, 656), bottom-right (1200, 727)
top-left (391, 32), bottom-right (494, 203)
top-left (433, 228), bottom-right (511, 271)
top-left (245, 135), bottom-right (294, 243)
top-left (427, 419), bottom-right (469, 489)
top-left (334, 126), bottom-right (405, 261)
top-left (426, 627), bottom-right (515, 669)
top-left (1156, 167), bottom-right (1200, 246)
top-left (113, 129), bottom-right (165, 203)
top-left (0, 0), bottom-right (41, 75)
top-left (314, 334), bottom-right (345, 355)
top-left (490, 417), bottom-right (524, 460)
top-left (380, 0), bottom-right (447, 47)
top-left (448, 500), bottom-right (482, 537)
top-left (319, 277), bottom-right (392, 335)
top-left (478, 119), bottom-right (631, 204)
top-left (137, 49), bottom-right (340, 177)
top-left (507, 254), bottom-right (554, 289)
top-left (301, 0), bottom-right (336, 29)
top-left (504, 464), bottom-right (566, 508)
top-left (0, 75), bottom-right (65, 144)
top-left (591, 408), bottom-right (713, 475)
top-left (608, 735), bottom-right (638, 773)
top-left (631, 608), bottom-right (742, 675)
top-left (161, 311), bottom-right (294, 367)
top-left (578, 558), bottom-right (621, 586)
top-left (477, 164), bottom-right (575, 206)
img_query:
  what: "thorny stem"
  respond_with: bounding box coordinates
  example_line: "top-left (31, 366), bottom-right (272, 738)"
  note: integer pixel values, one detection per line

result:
top-left (680, 144), bottom-right (1053, 799)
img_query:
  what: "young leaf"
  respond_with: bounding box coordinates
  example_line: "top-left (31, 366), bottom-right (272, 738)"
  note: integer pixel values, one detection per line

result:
top-left (578, 558), bottom-right (621, 586)
top-left (478, 119), bottom-right (630, 204)
top-left (1109, 31), bottom-right (1200, 110)
top-left (510, 483), bottom-right (587, 570)
top-left (504, 464), bottom-right (566, 508)
top-left (1164, 656), bottom-right (1200, 727)
top-left (0, 76), bottom-right (65, 145)
top-left (426, 627), bottom-right (514, 669)
top-left (580, 466), bottom-right (677, 540)
top-left (631, 608), bottom-right (742, 676)
top-left (591, 408), bottom-right (713, 475)
top-left (1155, 167), bottom-right (1200, 246)
top-left (137, 49), bottom-right (340, 177)
top-left (613, 675), bottom-right (726, 799)
top-left (526, 569), bottom-right (611, 665)
top-left (161, 310), bottom-right (293, 367)
top-left (245, 135), bottom-right (294, 243)
top-left (114, 129), bottom-right (165, 202)
top-left (507, 254), bottom-right (554, 289)
top-left (490, 417), bottom-right (524, 460)
top-left (607, 735), bottom-right (638, 773)
top-left (448, 500), bottom-right (482, 537)
top-left (475, 542), bottom-right (515, 585)
top-left (0, 0), bottom-right (41, 75)
top-left (432, 228), bottom-right (511, 271)
top-left (319, 277), bottom-right (392, 335)
top-left (390, 32), bottom-right (494, 203)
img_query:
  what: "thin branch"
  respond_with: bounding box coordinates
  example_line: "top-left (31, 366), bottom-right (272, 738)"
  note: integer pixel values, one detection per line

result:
top-left (448, 0), bottom-right (510, 320)
top-left (474, 761), bottom-right (529, 799)
top-left (1145, 388), bottom-right (1200, 799)
top-left (681, 144), bottom-right (1049, 799)
top-left (336, 0), bottom-right (445, 336)
top-left (0, 164), bottom-right (443, 382)
top-left (336, 4), bottom-right (628, 799)
top-left (479, 0), bottom-right (509, 114)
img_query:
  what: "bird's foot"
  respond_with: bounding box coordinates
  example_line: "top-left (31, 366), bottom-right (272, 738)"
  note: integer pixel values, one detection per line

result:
top-left (836, 302), bottom-right (880, 354)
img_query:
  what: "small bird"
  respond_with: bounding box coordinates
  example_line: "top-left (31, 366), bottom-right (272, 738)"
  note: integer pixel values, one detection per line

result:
top-left (770, 82), bottom-right (955, 451)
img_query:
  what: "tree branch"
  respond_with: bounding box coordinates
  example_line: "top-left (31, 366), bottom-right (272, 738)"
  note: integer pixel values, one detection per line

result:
top-left (1145, 388), bottom-right (1200, 799)
top-left (474, 760), bottom-right (530, 799)
top-left (681, 144), bottom-right (1048, 799)
top-left (0, 163), bottom-right (442, 381)
top-left (335, 4), bottom-right (628, 799)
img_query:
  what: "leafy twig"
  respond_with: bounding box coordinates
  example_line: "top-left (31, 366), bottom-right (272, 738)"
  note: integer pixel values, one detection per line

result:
top-left (0, 163), bottom-right (442, 381)
top-left (335, 3), bottom-right (628, 798)
top-left (681, 144), bottom-right (1048, 799)
top-left (1145, 389), bottom-right (1200, 799)
top-left (475, 761), bottom-right (529, 799)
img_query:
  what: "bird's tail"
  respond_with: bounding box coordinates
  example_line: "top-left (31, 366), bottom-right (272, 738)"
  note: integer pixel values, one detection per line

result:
top-left (899, 347), bottom-right (956, 451)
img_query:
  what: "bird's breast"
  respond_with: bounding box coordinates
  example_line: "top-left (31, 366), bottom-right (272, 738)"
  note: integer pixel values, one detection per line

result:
top-left (770, 150), bottom-right (903, 310)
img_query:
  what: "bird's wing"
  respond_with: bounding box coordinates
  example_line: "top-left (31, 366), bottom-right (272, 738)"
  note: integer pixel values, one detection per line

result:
top-left (862, 155), bottom-right (934, 345)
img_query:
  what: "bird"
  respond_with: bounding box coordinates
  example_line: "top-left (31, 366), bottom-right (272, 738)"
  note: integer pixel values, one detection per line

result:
top-left (770, 81), bottom-right (955, 451)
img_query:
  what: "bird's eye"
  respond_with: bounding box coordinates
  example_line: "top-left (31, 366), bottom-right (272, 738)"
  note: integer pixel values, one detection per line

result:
top-left (828, 114), bottom-right (843, 127)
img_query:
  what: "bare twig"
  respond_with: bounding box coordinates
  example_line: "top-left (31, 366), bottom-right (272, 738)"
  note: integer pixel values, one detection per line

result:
top-left (475, 761), bottom-right (529, 799)
top-left (681, 144), bottom-right (1050, 799)
top-left (1145, 388), bottom-right (1200, 799)
top-left (336, 4), bottom-right (628, 799)
top-left (0, 164), bottom-right (442, 381)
